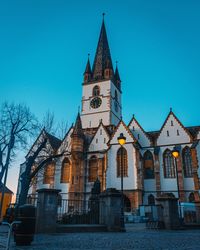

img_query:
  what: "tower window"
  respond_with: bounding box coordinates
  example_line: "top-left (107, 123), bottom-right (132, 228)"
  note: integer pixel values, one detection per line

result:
top-left (89, 121), bottom-right (91, 127)
top-left (100, 129), bottom-right (102, 135)
top-left (60, 158), bottom-right (70, 183)
top-left (132, 126), bottom-right (135, 131)
top-left (171, 121), bottom-right (174, 126)
top-left (177, 130), bottom-right (179, 136)
top-left (96, 138), bottom-right (98, 143)
top-left (138, 134), bottom-right (140, 140)
top-left (93, 85), bottom-right (100, 96)
top-left (167, 130), bottom-right (169, 137)
top-left (104, 138), bottom-right (106, 143)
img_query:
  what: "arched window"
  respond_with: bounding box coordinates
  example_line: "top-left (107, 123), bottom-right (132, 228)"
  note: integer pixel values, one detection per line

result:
top-left (117, 147), bottom-right (128, 177)
top-left (43, 162), bottom-right (55, 184)
top-left (163, 149), bottom-right (176, 178)
top-left (189, 192), bottom-right (195, 202)
top-left (93, 85), bottom-right (100, 96)
top-left (148, 194), bottom-right (155, 205)
top-left (143, 151), bottom-right (154, 179)
top-left (88, 156), bottom-right (98, 182)
top-left (60, 158), bottom-right (70, 183)
top-left (182, 147), bottom-right (193, 177)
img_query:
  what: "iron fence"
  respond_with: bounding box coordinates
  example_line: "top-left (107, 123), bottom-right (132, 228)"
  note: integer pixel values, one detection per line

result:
top-left (57, 199), bottom-right (100, 224)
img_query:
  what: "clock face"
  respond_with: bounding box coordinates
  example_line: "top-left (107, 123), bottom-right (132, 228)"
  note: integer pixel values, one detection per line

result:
top-left (90, 97), bottom-right (102, 109)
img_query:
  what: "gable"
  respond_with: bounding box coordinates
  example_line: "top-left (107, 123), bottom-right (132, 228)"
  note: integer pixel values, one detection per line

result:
top-left (128, 117), bottom-right (151, 147)
top-left (58, 126), bottom-right (73, 154)
top-left (157, 112), bottom-right (191, 145)
top-left (88, 123), bottom-right (110, 152)
top-left (109, 121), bottom-right (135, 145)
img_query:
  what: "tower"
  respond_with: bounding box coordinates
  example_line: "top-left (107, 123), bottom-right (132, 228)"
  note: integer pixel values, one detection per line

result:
top-left (81, 16), bottom-right (122, 129)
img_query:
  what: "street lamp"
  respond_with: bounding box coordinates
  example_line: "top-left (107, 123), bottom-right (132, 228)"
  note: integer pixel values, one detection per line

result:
top-left (117, 133), bottom-right (126, 231)
top-left (171, 148), bottom-right (182, 220)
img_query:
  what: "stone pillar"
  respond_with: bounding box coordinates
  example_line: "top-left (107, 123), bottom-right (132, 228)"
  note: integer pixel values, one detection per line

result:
top-left (156, 195), bottom-right (180, 229)
top-left (99, 188), bottom-right (123, 232)
top-left (154, 147), bottom-right (161, 196)
top-left (176, 156), bottom-right (185, 201)
top-left (191, 148), bottom-right (200, 202)
top-left (36, 188), bottom-right (61, 233)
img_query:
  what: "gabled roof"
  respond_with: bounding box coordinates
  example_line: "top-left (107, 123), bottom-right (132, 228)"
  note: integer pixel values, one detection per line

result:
top-left (157, 110), bottom-right (192, 142)
top-left (88, 121), bottom-right (110, 151)
top-left (187, 126), bottom-right (200, 139)
top-left (128, 115), bottom-right (152, 143)
top-left (0, 183), bottom-right (13, 194)
top-left (108, 120), bottom-right (137, 145)
top-left (45, 132), bottom-right (62, 151)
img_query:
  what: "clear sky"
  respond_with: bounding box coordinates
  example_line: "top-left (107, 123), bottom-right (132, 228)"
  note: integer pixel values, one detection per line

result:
top-left (1, 0), bottom-right (200, 195)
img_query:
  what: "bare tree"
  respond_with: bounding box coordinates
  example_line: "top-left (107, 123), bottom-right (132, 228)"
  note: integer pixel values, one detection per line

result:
top-left (0, 102), bottom-right (38, 182)
top-left (0, 102), bottom-right (38, 216)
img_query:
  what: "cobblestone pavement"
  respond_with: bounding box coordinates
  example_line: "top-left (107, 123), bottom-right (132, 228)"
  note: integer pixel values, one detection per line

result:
top-left (1, 224), bottom-right (199, 250)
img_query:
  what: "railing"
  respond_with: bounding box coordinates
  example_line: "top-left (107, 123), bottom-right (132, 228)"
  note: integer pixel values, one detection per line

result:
top-left (57, 199), bottom-right (100, 224)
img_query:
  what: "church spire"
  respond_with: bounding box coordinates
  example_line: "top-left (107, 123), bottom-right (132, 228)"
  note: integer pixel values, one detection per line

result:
top-left (83, 54), bottom-right (92, 83)
top-left (72, 112), bottom-right (84, 137)
top-left (92, 14), bottom-right (113, 81)
top-left (114, 61), bottom-right (121, 90)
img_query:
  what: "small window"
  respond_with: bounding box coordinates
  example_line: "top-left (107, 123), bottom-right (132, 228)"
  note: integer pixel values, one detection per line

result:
top-left (177, 130), bottom-right (179, 136)
top-left (132, 126), bottom-right (135, 131)
top-left (167, 130), bottom-right (169, 137)
top-left (72, 176), bottom-right (74, 184)
top-left (96, 138), bottom-right (98, 143)
top-left (171, 121), bottom-right (174, 126)
top-left (138, 134), bottom-right (140, 140)
top-left (104, 138), bottom-right (106, 143)
top-left (93, 85), bottom-right (100, 96)
top-left (89, 121), bottom-right (91, 127)
top-left (100, 129), bottom-right (102, 135)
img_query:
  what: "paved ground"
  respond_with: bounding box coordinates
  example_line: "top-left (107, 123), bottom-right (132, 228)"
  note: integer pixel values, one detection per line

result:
top-left (1, 224), bottom-right (200, 250)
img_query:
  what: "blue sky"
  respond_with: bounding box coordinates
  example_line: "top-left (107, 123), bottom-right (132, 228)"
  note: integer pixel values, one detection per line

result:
top-left (1, 0), bottom-right (200, 194)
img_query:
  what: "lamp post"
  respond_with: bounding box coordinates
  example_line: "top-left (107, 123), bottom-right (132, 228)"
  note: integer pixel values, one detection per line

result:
top-left (171, 148), bottom-right (182, 220)
top-left (117, 133), bottom-right (126, 231)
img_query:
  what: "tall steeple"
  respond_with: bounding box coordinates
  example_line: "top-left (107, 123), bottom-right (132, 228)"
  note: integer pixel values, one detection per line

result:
top-left (71, 112), bottom-right (84, 138)
top-left (114, 62), bottom-right (121, 90)
top-left (92, 14), bottom-right (114, 81)
top-left (83, 54), bottom-right (92, 83)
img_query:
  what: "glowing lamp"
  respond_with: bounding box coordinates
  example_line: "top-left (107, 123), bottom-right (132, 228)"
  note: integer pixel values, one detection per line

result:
top-left (172, 149), bottom-right (179, 158)
top-left (117, 133), bottom-right (126, 146)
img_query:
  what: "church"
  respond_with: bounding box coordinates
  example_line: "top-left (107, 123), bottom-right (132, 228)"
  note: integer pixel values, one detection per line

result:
top-left (17, 17), bottom-right (200, 212)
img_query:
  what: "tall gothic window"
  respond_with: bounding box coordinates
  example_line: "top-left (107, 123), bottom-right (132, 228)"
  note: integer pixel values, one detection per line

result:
top-left (117, 147), bottom-right (128, 177)
top-left (163, 149), bottom-right (176, 178)
top-left (143, 151), bottom-right (154, 179)
top-left (60, 158), bottom-right (70, 183)
top-left (43, 162), bottom-right (55, 184)
top-left (182, 147), bottom-right (193, 177)
top-left (88, 156), bottom-right (98, 182)
top-left (93, 85), bottom-right (100, 96)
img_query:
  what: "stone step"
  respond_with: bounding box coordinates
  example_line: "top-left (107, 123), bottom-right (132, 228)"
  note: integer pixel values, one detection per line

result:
top-left (56, 224), bottom-right (107, 233)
